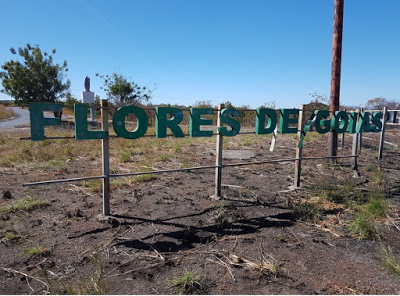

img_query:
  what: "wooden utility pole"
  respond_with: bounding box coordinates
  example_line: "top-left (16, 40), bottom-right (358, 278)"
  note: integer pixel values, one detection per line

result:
top-left (328, 0), bottom-right (344, 160)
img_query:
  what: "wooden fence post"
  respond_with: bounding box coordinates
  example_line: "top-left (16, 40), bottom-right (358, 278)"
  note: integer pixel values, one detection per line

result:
top-left (269, 121), bottom-right (279, 152)
top-left (214, 103), bottom-right (224, 199)
top-left (341, 109), bottom-right (346, 149)
top-left (358, 108), bottom-right (363, 153)
top-left (101, 100), bottom-right (111, 215)
top-left (378, 106), bottom-right (388, 160)
top-left (351, 108), bottom-right (360, 175)
top-left (294, 104), bottom-right (304, 188)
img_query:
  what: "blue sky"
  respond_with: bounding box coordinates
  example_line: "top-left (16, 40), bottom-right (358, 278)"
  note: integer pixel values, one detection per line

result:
top-left (0, 0), bottom-right (399, 108)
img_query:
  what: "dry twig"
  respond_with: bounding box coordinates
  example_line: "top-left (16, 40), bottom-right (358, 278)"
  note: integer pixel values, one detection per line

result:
top-left (1, 267), bottom-right (49, 293)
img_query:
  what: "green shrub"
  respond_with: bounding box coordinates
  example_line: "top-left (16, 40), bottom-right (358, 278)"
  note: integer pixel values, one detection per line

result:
top-left (169, 271), bottom-right (203, 294)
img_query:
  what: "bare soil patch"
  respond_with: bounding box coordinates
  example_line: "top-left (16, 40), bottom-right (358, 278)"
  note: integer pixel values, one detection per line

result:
top-left (1, 127), bottom-right (400, 294)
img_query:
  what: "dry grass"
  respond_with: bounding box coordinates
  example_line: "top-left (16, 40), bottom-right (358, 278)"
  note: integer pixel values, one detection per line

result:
top-left (0, 104), bottom-right (14, 120)
top-left (381, 245), bottom-right (400, 277)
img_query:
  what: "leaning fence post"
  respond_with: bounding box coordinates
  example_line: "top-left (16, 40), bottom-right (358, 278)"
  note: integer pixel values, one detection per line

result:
top-left (294, 104), bottom-right (304, 188)
top-left (378, 106), bottom-right (388, 160)
top-left (214, 103), bottom-right (224, 199)
top-left (269, 120), bottom-right (279, 152)
top-left (101, 100), bottom-right (111, 215)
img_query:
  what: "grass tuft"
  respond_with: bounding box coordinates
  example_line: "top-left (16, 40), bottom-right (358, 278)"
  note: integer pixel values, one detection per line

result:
top-left (214, 203), bottom-right (228, 228)
top-left (24, 246), bottom-right (51, 258)
top-left (2, 230), bottom-right (22, 242)
top-left (134, 173), bottom-right (157, 183)
top-left (0, 196), bottom-right (48, 214)
top-left (381, 245), bottom-right (400, 277)
top-left (168, 271), bottom-right (203, 294)
top-left (53, 254), bottom-right (108, 294)
top-left (365, 196), bottom-right (387, 218)
top-left (348, 212), bottom-right (380, 240)
top-left (293, 203), bottom-right (323, 222)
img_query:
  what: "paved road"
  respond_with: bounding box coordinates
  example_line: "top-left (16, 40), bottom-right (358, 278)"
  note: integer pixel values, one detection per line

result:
top-left (0, 107), bottom-right (30, 130)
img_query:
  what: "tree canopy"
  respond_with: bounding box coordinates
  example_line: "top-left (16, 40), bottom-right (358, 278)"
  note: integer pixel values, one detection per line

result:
top-left (0, 44), bottom-right (70, 104)
top-left (96, 73), bottom-right (152, 107)
top-left (364, 97), bottom-right (400, 110)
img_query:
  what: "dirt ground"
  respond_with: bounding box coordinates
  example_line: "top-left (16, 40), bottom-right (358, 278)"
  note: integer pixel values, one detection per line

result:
top-left (1, 126), bottom-right (400, 294)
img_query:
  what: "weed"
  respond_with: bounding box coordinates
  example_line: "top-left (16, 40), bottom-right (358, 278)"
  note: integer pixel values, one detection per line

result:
top-left (118, 152), bottom-right (131, 163)
top-left (0, 195), bottom-right (48, 214)
top-left (293, 203), bottom-right (323, 222)
top-left (373, 167), bottom-right (386, 187)
top-left (110, 177), bottom-right (132, 188)
top-left (322, 161), bottom-right (342, 170)
top-left (24, 246), bottom-right (51, 258)
top-left (173, 143), bottom-right (182, 153)
top-left (168, 271), bottom-right (203, 294)
top-left (348, 212), bottom-right (380, 240)
top-left (83, 179), bottom-right (102, 191)
top-left (364, 164), bottom-right (376, 172)
top-left (276, 234), bottom-right (286, 243)
top-left (55, 254), bottom-right (108, 294)
top-left (134, 173), bottom-right (157, 183)
top-left (34, 160), bottom-right (67, 172)
top-left (317, 181), bottom-right (346, 203)
top-left (365, 196), bottom-right (387, 218)
top-left (130, 148), bottom-right (144, 155)
top-left (2, 230), bottom-right (22, 242)
top-left (182, 158), bottom-right (192, 168)
top-left (287, 166), bottom-right (295, 174)
top-left (304, 131), bottom-right (325, 142)
top-left (381, 245), bottom-right (400, 277)
top-left (271, 262), bottom-right (281, 275)
top-left (214, 203), bottom-right (228, 228)
top-left (158, 153), bottom-right (171, 161)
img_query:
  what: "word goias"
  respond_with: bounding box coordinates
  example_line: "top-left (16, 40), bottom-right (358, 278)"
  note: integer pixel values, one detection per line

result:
top-left (29, 103), bottom-right (386, 148)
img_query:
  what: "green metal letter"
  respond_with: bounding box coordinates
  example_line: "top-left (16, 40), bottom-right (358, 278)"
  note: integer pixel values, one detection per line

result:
top-left (29, 102), bottom-right (62, 141)
top-left (279, 109), bottom-right (299, 134)
top-left (190, 108), bottom-right (214, 137)
top-left (297, 113), bottom-right (316, 148)
top-left (370, 112), bottom-right (383, 132)
top-left (155, 107), bottom-right (184, 138)
top-left (113, 106), bottom-right (148, 139)
top-left (348, 112), bottom-right (358, 133)
top-left (75, 104), bottom-right (106, 140)
top-left (255, 108), bottom-right (277, 134)
top-left (356, 112), bottom-right (371, 133)
top-left (331, 110), bottom-right (348, 133)
top-left (314, 110), bottom-right (330, 134)
top-left (218, 108), bottom-right (241, 137)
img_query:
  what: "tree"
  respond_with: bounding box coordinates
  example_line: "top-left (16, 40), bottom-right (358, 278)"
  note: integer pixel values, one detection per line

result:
top-left (223, 101), bottom-right (234, 109)
top-left (0, 44), bottom-right (70, 105)
top-left (96, 73), bottom-right (152, 107)
top-left (260, 100), bottom-right (276, 109)
top-left (64, 92), bottom-right (79, 107)
top-left (193, 100), bottom-right (213, 108)
top-left (365, 97), bottom-right (400, 110)
top-left (309, 92), bottom-right (329, 104)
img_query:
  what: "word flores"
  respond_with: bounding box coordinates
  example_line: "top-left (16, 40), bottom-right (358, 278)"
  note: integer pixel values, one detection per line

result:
top-left (29, 103), bottom-right (385, 147)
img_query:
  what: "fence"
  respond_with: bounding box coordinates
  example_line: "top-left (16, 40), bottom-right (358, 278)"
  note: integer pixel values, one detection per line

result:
top-left (22, 101), bottom-right (398, 216)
